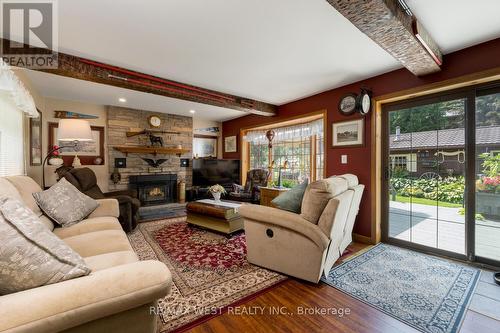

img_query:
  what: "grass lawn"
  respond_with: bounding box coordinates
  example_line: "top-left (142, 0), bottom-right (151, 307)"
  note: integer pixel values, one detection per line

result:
top-left (392, 195), bottom-right (462, 208)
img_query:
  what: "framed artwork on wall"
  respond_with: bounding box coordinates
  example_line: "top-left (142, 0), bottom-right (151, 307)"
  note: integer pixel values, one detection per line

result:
top-left (224, 135), bottom-right (237, 153)
top-left (193, 135), bottom-right (217, 158)
top-left (332, 118), bottom-right (364, 148)
top-left (29, 109), bottom-right (42, 166)
top-left (48, 122), bottom-right (105, 165)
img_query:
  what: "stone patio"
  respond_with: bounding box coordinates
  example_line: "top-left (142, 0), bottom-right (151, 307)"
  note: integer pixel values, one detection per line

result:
top-left (389, 200), bottom-right (500, 261)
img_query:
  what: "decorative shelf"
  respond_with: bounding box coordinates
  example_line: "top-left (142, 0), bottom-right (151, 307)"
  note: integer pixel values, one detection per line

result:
top-left (113, 145), bottom-right (190, 156)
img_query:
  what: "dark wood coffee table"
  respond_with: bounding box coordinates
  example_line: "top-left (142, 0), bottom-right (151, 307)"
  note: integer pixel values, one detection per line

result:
top-left (186, 199), bottom-right (243, 235)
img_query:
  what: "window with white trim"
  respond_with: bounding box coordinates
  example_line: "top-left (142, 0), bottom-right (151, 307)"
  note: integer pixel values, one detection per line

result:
top-left (390, 153), bottom-right (417, 173)
top-left (0, 93), bottom-right (25, 177)
top-left (246, 119), bottom-right (324, 186)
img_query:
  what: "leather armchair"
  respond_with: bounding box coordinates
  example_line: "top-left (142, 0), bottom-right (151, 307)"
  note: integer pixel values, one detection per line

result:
top-left (61, 167), bottom-right (140, 232)
top-left (228, 168), bottom-right (269, 203)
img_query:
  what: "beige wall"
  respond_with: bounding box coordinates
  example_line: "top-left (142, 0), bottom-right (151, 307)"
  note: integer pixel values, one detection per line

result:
top-left (192, 117), bottom-right (223, 158)
top-left (17, 69), bottom-right (224, 192)
top-left (17, 69), bottom-right (110, 191)
top-left (42, 98), bottom-right (109, 191)
top-left (17, 69), bottom-right (46, 186)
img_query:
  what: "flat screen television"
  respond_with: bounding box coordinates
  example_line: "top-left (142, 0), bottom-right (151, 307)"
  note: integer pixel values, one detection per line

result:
top-left (192, 159), bottom-right (240, 187)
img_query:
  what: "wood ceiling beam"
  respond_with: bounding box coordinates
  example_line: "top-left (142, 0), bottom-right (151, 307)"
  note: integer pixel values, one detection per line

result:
top-left (326, 0), bottom-right (443, 76)
top-left (1, 38), bottom-right (277, 116)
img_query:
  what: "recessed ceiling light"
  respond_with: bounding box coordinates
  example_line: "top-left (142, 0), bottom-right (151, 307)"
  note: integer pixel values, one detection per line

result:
top-left (118, 97), bottom-right (127, 103)
top-left (189, 110), bottom-right (196, 114)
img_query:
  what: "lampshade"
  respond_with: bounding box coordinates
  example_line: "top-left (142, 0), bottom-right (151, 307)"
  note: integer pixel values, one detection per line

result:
top-left (57, 119), bottom-right (93, 141)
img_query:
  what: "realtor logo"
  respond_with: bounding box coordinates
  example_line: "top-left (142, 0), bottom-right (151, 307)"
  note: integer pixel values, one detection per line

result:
top-left (0, 0), bottom-right (58, 68)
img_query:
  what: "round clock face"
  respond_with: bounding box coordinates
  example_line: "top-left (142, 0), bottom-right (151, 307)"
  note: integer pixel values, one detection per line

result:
top-left (339, 94), bottom-right (357, 115)
top-left (360, 93), bottom-right (371, 115)
top-left (149, 115), bottom-right (161, 128)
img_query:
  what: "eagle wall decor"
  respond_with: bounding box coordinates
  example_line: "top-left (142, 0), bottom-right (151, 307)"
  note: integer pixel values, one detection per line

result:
top-left (141, 158), bottom-right (168, 168)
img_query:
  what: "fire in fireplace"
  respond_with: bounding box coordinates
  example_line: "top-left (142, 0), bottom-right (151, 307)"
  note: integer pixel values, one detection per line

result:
top-left (129, 174), bottom-right (177, 206)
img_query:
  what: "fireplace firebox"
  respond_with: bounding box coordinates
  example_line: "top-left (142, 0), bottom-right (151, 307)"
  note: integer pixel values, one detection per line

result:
top-left (129, 174), bottom-right (177, 206)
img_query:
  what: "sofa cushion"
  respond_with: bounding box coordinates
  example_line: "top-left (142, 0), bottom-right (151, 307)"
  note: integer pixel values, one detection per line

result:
top-left (63, 230), bottom-right (133, 257)
top-left (0, 178), bottom-right (23, 202)
top-left (33, 178), bottom-right (98, 228)
top-left (53, 216), bottom-right (122, 239)
top-left (300, 177), bottom-right (348, 224)
top-left (271, 180), bottom-right (308, 213)
top-left (84, 251), bottom-right (138, 271)
top-left (5, 176), bottom-right (44, 217)
top-left (39, 215), bottom-right (56, 231)
top-left (0, 196), bottom-right (90, 295)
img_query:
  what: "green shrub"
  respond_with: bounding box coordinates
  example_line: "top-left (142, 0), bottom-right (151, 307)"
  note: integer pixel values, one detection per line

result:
top-left (268, 179), bottom-right (298, 188)
top-left (391, 176), bottom-right (465, 204)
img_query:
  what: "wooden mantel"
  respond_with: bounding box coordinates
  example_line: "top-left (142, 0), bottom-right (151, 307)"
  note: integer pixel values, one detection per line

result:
top-left (113, 146), bottom-right (190, 157)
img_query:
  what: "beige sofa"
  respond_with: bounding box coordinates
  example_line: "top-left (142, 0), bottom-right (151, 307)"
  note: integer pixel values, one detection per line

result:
top-left (0, 176), bottom-right (172, 333)
top-left (240, 174), bottom-right (364, 283)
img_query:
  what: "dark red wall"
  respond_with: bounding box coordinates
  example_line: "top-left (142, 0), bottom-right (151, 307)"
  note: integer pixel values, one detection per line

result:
top-left (223, 38), bottom-right (500, 237)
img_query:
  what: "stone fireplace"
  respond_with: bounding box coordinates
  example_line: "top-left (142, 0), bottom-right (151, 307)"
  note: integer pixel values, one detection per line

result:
top-left (129, 174), bottom-right (177, 206)
top-left (107, 106), bottom-right (193, 192)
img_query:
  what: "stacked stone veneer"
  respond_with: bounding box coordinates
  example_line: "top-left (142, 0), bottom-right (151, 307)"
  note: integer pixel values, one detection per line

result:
top-left (107, 106), bottom-right (193, 190)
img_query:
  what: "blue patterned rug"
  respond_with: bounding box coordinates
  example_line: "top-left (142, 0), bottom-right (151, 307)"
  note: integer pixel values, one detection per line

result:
top-left (322, 244), bottom-right (480, 333)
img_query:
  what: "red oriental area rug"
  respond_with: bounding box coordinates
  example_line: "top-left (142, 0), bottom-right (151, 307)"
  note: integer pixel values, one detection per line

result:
top-left (127, 218), bottom-right (287, 332)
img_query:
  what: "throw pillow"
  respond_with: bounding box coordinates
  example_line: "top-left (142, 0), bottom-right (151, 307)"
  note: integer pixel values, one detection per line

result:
top-left (33, 177), bottom-right (98, 227)
top-left (0, 196), bottom-right (90, 295)
top-left (271, 180), bottom-right (308, 214)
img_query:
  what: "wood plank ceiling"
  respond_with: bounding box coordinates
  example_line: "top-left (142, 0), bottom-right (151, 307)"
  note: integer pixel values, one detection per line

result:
top-left (326, 0), bottom-right (443, 76)
top-left (1, 38), bottom-right (277, 116)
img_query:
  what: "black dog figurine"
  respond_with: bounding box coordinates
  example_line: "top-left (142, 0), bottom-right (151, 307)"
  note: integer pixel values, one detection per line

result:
top-left (149, 134), bottom-right (164, 147)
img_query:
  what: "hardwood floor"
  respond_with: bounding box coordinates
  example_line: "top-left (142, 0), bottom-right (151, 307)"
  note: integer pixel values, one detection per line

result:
top-left (187, 243), bottom-right (500, 333)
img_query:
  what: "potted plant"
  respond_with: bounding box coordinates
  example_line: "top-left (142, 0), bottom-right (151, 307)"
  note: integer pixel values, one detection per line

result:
top-left (476, 153), bottom-right (500, 221)
top-left (48, 145), bottom-right (64, 166)
top-left (208, 184), bottom-right (226, 202)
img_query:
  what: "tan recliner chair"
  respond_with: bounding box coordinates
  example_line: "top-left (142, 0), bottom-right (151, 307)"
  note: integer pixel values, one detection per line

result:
top-left (240, 174), bottom-right (364, 283)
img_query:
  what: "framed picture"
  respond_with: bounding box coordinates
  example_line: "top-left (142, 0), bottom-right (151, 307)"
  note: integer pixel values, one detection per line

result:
top-left (29, 109), bottom-right (42, 166)
top-left (193, 135), bottom-right (217, 158)
top-left (224, 135), bottom-right (237, 153)
top-left (332, 119), bottom-right (364, 147)
top-left (48, 122), bottom-right (105, 165)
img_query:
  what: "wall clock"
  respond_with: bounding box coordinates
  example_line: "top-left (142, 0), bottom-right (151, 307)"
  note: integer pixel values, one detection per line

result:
top-left (338, 93), bottom-right (357, 115)
top-left (359, 89), bottom-right (371, 115)
top-left (148, 115), bottom-right (162, 128)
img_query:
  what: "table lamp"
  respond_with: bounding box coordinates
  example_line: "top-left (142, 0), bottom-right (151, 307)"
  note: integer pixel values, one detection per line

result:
top-left (277, 160), bottom-right (289, 188)
top-left (42, 119), bottom-right (93, 188)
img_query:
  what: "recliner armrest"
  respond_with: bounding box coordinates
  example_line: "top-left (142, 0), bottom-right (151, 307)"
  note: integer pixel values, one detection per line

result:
top-left (239, 204), bottom-right (329, 249)
top-left (88, 198), bottom-right (120, 218)
top-left (0, 260), bottom-right (171, 333)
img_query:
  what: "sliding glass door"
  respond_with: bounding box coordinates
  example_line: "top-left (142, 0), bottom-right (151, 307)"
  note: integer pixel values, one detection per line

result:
top-left (382, 83), bottom-right (500, 266)
top-left (475, 89), bottom-right (500, 263)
